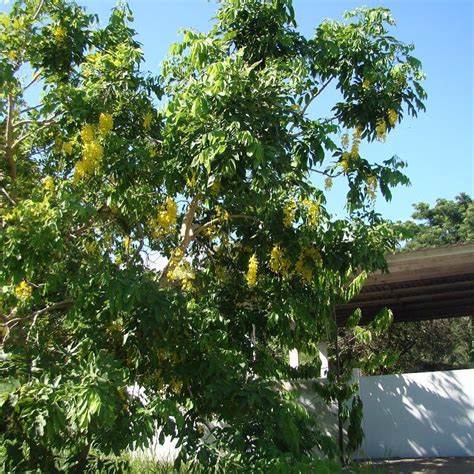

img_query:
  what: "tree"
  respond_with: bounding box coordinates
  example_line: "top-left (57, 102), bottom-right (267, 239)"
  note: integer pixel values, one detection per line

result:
top-left (0, 0), bottom-right (426, 470)
top-left (404, 193), bottom-right (474, 249)
top-left (339, 194), bottom-right (473, 375)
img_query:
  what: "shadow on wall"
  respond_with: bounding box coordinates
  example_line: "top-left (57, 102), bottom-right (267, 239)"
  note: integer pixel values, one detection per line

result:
top-left (356, 369), bottom-right (474, 459)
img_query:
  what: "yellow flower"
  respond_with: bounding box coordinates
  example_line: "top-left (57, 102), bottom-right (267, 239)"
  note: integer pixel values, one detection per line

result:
top-left (15, 280), bottom-right (32, 301)
top-left (283, 200), bottom-right (296, 228)
top-left (54, 135), bottom-right (63, 151)
top-left (303, 199), bottom-right (320, 227)
top-left (83, 140), bottom-right (103, 162)
top-left (8, 50), bottom-right (17, 61)
top-left (98, 113), bottom-right (113, 135)
top-left (324, 177), bottom-right (333, 190)
top-left (295, 252), bottom-right (312, 283)
top-left (341, 133), bottom-right (349, 150)
top-left (362, 78), bottom-right (371, 90)
top-left (366, 175), bottom-right (378, 200)
top-left (74, 140), bottom-right (103, 180)
top-left (269, 245), bottom-right (291, 277)
top-left (170, 377), bottom-right (183, 394)
top-left (81, 124), bottom-right (95, 143)
top-left (186, 174), bottom-right (197, 187)
top-left (53, 25), bottom-right (66, 42)
top-left (210, 180), bottom-right (220, 197)
top-left (62, 141), bottom-right (74, 155)
top-left (340, 152), bottom-right (350, 173)
top-left (154, 197), bottom-right (177, 237)
top-left (246, 254), bottom-right (258, 287)
top-left (123, 235), bottom-right (131, 251)
top-left (42, 175), bottom-right (55, 192)
top-left (388, 109), bottom-right (398, 127)
top-left (375, 119), bottom-right (387, 141)
top-left (351, 128), bottom-right (362, 158)
top-left (143, 112), bottom-right (153, 130)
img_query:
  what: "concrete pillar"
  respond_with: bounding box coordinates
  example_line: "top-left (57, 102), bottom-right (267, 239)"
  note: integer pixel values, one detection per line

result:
top-left (289, 348), bottom-right (299, 368)
top-left (319, 342), bottom-right (328, 378)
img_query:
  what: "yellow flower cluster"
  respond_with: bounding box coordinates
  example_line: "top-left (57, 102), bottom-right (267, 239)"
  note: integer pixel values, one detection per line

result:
top-left (341, 133), bottom-right (350, 150)
top-left (366, 174), bottom-right (378, 200)
top-left (324, 177), bottom-right (333, 190)
top-left (15, 280), bottom-right (32, 301)
top-left (351, 125), bottom-right (363, 158)
top-left (295, 254), bottom-right (312, 283)
top-left (43, 176), bottom-right (55, 192)
top-left (376, 119), bottom-right (387, 141)
top-left (62, 141), bottom-right (74, 155)
top-left (123, 235), bottom-right (131, 251)
top-left (283, 200), bottom-right (296, 228)
top-left (210, 180), bottom-right (220, 197)
top-left (269, 245), bottom-right (291, 277)
top-left (302, 199), bottom-right (320, 227)
top-left (99, 112), bottom-right (113, 135)
top-left (340, 152), bottom-right (350, 173)
top-left (246, 254), bottom-right (258, 287)
top-left (295, 247), bottom-right (321, 284)
top-left (215, 205), bottom-right (230, 222)
top-left (143, 112), bottom-right (153, 130)
top-left (53, 25), bottom-right (66, 42)
top-left (75, 139), bottom-right (103, 180)
top-left (170, 377), bottom-right (183, 395)
top-left (81, 124), bottom-right (94, 143)
top-left (186, 174), bottom-right (197, 188)
top-left (362, 78), bottom-right (371, 90)
top-left (169, 260), bottom-right (195, 291)
top-left (388, 109), bottom-right (398, 126)
top-left (155, 197), bottom-right (178, 236)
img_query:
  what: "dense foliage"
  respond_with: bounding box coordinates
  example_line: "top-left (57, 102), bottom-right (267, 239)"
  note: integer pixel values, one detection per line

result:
top-left (0, 0), bottom-right (425, 470)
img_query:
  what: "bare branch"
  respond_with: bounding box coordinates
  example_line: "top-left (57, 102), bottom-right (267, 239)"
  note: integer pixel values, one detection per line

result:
top-left (32, 0), bottom-right (46, 22)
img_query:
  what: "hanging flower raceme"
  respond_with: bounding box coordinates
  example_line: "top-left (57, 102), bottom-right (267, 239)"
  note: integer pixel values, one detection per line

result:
top-left (99, 113), bottom-right (113, 135)
top-left (302, 199), bottom-right (320, 227)
top-left (80, 124), bottom-right (94, 143)
top-left (351, 125), bottom-right (363, 158)
top-left (154, 197), bottom-right (178, 237)
top-left (246, 254), bottom-right (258, 287)
top-left (62, 141), bottom-right (74, 155)
top-left (42, 176), bottom-right (55, 192)
top-left (269, 245), bottom-right (291, 278)
top-left (143, 112), bottom-right (153, 130)
top-left (283, 200), bottom-right (296, 228)
top-left (366, 174), bottom-right (378, 200)
top-left (14, 280), bottom-right (32, 301)
top-left (375, 119), bottom-right (387, 141)
top-left (388, 109), bottom-right (398, 126)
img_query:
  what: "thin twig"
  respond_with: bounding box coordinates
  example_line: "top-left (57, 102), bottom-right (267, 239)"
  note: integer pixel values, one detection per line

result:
top-left (32, 0), bottom-right (46, 21)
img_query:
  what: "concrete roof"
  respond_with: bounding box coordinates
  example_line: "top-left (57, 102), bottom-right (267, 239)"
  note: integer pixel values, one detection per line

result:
top-left (336, 242), bottom-right (474, 325)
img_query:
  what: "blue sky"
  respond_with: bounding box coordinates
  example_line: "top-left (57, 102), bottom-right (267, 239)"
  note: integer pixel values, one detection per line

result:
top-left (4, 0), bottom-right (473, 221)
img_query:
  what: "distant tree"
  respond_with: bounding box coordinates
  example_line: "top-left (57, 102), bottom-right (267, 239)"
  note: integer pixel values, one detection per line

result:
top-left (404, 193), bottom-right (474, 249)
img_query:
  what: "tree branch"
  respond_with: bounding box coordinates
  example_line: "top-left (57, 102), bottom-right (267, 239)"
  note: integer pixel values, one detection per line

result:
top-left (12, 116), bottom-right (59, 149)
top-left (160, 196), bottom-right (200, 284)
top-left (32, 0), bottom-right (46, 22)
top-left (288, 78), bottom-right (333, 134)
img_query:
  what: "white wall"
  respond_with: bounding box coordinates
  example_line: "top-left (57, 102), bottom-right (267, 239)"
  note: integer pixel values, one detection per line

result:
top-left (356, 368), bottom-right (474, 459)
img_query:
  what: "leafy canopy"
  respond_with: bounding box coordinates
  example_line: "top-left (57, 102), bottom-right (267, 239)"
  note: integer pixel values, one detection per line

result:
top-left (0, 0), bottom-right (425, 470)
